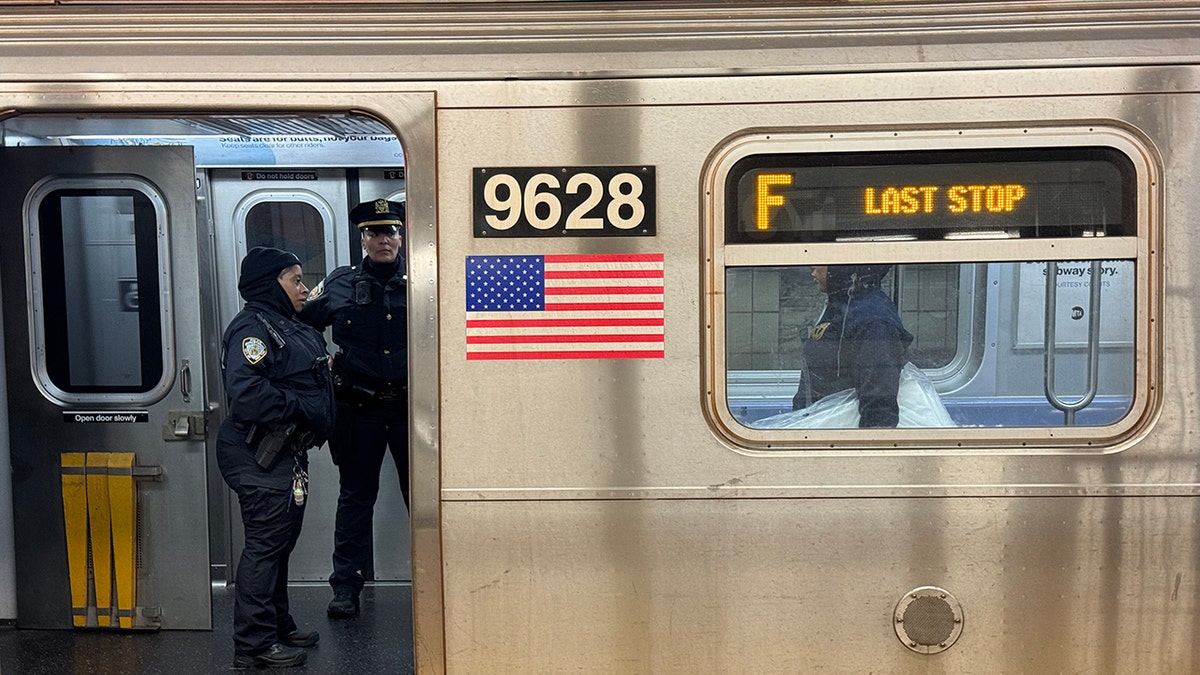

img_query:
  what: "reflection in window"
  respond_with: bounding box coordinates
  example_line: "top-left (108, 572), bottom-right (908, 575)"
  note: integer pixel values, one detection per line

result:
top-left (245, 201), bottom-right (327, 291)
top-left (729, 261), bottom-right (1135, 429)
top-left (38, 189), bottom-right (163, 392)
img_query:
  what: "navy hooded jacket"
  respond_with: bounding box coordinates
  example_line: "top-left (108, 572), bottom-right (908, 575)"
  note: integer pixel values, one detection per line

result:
top-left (792, 266), bottom-right (913, 427)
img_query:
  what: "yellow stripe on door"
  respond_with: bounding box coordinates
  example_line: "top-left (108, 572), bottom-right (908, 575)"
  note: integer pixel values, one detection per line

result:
top-left (85, 453), bottom-right (114, 627)
top-left (60, 453), bottom-right (89, 628)
top-left (108, 453), bottom-right (137, 629)
top-left (60, 452), bottom-right (139, 629)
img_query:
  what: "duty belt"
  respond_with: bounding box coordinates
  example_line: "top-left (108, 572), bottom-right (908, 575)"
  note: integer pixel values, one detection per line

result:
top-left (334, 370), bottom-right (407, 405)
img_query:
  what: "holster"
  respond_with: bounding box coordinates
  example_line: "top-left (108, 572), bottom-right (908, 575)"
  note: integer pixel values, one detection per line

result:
top-left (252, 423), bottom-right (316, 470)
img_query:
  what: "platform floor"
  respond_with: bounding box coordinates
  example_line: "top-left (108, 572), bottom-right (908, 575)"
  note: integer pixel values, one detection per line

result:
top-left (0, 583), bottom-right (415, 674)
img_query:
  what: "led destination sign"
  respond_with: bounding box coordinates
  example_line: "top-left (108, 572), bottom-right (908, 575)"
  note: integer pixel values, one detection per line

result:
top-left (728, 147), bottom-right (1134, 243)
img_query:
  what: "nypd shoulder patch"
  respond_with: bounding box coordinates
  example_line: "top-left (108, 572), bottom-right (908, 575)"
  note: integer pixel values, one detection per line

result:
top-left (308, 279), bottom-right (325, 300)
top-left (242, 336), bottom-right (268, 364)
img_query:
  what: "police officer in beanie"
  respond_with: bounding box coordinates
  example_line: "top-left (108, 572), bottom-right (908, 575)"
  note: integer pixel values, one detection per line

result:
top-left (299, 199), bottom-right (408, 618)
top-left (218, 246), bottom-right (334, 668)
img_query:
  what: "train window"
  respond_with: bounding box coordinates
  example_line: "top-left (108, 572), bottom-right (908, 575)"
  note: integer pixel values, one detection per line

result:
top-left (243, 199), bottom-right (331, 291)
top-left (706, 128), bottom-right (1157, 450)
top-left (725, 260), bottom-right (1135, 429)
top-left (28, 179), bottom-right (168, 397)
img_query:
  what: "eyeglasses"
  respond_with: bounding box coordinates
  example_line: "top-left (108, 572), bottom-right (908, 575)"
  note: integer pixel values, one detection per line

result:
top-left (363, 226), bottom-right (401, 239)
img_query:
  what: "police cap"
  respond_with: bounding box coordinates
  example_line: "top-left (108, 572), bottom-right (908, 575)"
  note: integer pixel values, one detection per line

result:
top-left (350, 199), bottom-right (405, 230)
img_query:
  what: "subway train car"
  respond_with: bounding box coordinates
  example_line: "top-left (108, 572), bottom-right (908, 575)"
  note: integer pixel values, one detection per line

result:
top-left (0, 1), bottom-right (1198, 672)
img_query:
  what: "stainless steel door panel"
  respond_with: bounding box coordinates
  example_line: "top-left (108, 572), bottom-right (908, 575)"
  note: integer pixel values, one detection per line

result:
top-left (0, 146), bottom-right (211, 629)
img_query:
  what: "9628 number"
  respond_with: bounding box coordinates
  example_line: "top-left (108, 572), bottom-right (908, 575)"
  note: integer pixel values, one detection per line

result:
top-left (473, 166), bottom-right (656, 237)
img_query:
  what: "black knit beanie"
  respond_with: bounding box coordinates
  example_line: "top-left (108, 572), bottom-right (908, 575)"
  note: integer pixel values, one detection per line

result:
top-left (238, 246), bottom-right (302, 313)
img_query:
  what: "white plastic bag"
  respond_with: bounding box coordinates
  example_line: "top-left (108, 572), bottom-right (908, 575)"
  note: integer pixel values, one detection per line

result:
top-left (751, 363), bottom-right (955, 429)
top-left (895, 362), bottom-right (956, 427)
top-left (752, 388), bottom-right (859, 429)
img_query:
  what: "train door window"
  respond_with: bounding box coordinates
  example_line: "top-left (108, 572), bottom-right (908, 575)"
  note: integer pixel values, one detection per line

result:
top-left (240, 195), bottom-right (334, 290)
top-left (705, 127), bottom-right (1157, 450)
top-left (899, 263), bottom-right (967, 370)
top-left (28, 178), bottom-right (170, 401)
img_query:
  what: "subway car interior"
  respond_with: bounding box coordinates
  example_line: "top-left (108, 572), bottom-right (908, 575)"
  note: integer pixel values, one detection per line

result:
top-left (0, 112), bottom-right (416, 671)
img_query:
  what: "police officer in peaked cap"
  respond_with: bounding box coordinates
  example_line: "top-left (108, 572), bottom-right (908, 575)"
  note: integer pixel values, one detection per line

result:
top-left (218, 246), bottom-right (335, 668)
top-left (299, 199), bottom-right (409, 618)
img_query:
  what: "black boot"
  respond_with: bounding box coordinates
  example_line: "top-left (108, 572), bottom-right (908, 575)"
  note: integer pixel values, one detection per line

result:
top-left (280, 628), bottom-right (320, 648)
top-left (327, 587), bottom-right (359, 618)
top-left (232, 643), bottom-right (307, 669)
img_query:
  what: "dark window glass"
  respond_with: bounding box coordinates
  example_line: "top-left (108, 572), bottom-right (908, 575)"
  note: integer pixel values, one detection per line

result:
top-left (38, 189), bottom-right (163, 393)
top-left (245, 201), bottom-right (327, 291)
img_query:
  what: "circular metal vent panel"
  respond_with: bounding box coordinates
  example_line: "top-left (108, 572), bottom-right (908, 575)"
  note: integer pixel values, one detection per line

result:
top-left (894, 586), bottom-right (964, 654)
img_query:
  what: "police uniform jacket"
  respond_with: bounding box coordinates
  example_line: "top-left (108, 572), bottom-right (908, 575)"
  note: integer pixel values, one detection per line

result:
top-left (217, 301), bottom-right (336, 490)
top-left (792, 288), bottom-right (913, 427)
top-left (299, 257), bottom-right (407, 389)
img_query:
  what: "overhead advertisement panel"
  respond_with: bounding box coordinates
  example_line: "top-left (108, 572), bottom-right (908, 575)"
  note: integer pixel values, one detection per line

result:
top-left (36, 134), bottom-right (403, 168)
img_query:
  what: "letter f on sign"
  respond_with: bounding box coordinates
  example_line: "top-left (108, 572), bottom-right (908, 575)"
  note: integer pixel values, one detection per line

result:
top-left (756, 173), bottom-right (793, 231)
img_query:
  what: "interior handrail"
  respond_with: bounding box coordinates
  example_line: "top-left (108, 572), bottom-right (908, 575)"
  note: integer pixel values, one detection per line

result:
top-left (1043, 260), bottom-right (1103, 426)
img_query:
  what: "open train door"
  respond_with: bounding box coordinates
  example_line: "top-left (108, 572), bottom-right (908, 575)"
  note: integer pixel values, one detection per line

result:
top-left (0, 146), bottom-right (211, 629)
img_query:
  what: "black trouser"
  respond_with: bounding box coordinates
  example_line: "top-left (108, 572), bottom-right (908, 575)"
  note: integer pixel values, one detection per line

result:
top-left (329, 399), bottom-right (408, 593)
top-left (233, 484), bottom-right (305, 656)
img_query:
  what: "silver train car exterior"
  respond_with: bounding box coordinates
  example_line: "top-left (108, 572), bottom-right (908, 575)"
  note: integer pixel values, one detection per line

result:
top-left (0, 1), bottom-right (1198, 672)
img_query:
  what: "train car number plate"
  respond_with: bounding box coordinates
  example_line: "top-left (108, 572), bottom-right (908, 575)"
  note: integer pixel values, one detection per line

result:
top-left (473, 166), bottom-right (656, 237)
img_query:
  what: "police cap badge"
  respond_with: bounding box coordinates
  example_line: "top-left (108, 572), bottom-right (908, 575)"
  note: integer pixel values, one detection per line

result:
top-left (349, 199), bottom-right (405, 229)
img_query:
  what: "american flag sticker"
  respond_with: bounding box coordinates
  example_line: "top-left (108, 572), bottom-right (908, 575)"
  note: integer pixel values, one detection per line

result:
top-left (465, 253), bottom-right (665, 360)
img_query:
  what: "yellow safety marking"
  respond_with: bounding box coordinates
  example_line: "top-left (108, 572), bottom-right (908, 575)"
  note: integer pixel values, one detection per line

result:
top-left (86, 453), bottom-right (114, 627)
top-left (60, 453), bottom-right (89, 628)
top-left (107, 453), bottom-right (137, 629)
